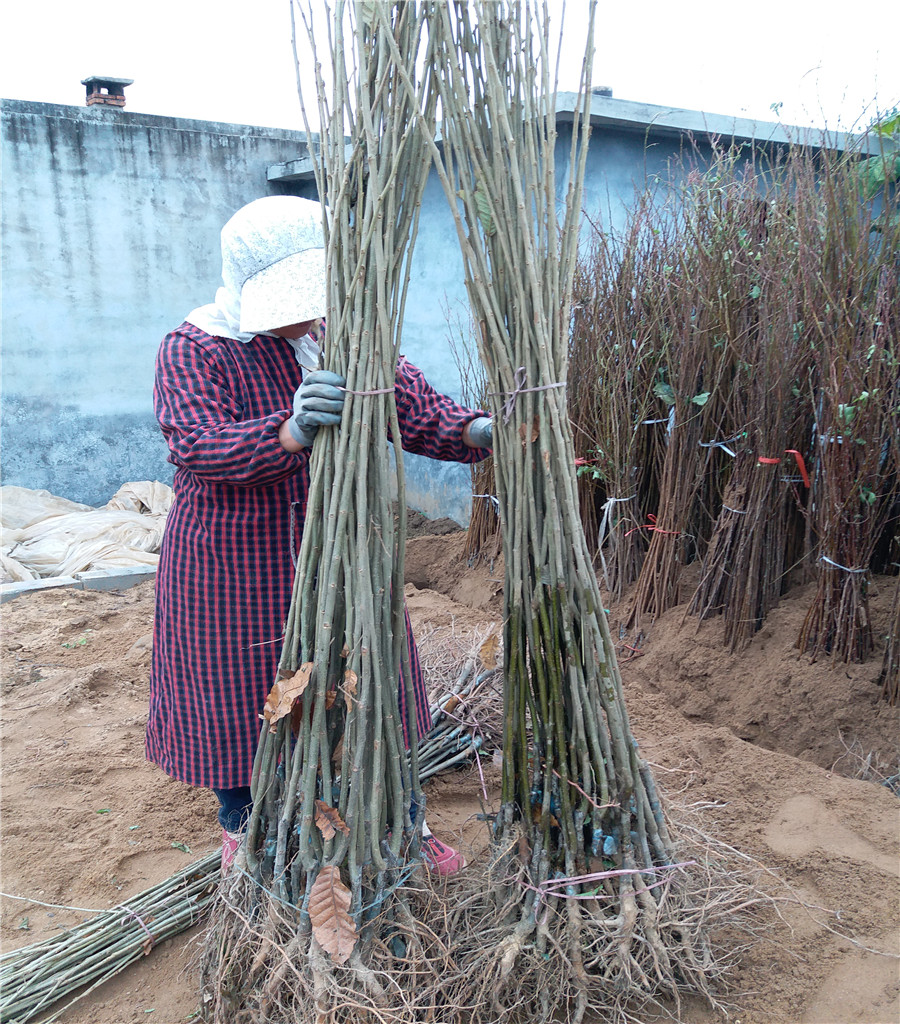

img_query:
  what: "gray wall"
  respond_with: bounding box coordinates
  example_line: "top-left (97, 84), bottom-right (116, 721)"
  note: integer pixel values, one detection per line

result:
top-left (1, 99), bottom-right (309, 506)
top-left (0, 96), bottom-right (760, 521)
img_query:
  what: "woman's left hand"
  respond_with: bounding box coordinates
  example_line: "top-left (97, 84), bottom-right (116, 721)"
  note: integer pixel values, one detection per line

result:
top-left (463, 417), bottom-right (493, 449)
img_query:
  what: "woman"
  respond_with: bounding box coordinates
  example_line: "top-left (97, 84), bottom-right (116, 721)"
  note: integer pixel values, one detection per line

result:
top-left (146, 195), bottom-right (492, 874)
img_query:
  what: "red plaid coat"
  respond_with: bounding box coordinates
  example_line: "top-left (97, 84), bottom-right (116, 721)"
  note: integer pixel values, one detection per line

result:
top-left (146, 322), bottom-right (486, 789)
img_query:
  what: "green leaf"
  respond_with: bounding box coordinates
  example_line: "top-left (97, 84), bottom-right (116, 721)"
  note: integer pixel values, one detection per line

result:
top-left (474, 185), bottom-right (495, 236)
top-left (653, 382), bottom-right (675, 407)
top-left (873, 108), bottom-right (900, 137)
top-left (856, 153), bottom-right (900, 198)
top-left (171, 841), bottom-right (192, 854)
top-left (749, 284), bottom-right (761, 299)
top-left (96, 808), bottom-right (111, 814)
top-left (692, 391), bottom-right (711, 407)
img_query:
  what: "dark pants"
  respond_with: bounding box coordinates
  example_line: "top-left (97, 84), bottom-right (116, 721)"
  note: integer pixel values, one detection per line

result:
top-left (214, 786), bottom-right (253, 833)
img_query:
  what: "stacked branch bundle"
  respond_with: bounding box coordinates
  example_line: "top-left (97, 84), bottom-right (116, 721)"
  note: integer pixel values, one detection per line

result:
top-left (1, 852), bottom-right (220, 1024)
top-left (881, 576), bottom-right (900, 703)
top-left (421, 4), bottom-right (748, 1021)
top-left (448, 313), bottom-right (501, 564)
top-left (568, 201), bottom-right (667, 599)
top-left (561, 140), bottom-right (899, 667)
top-left (202, 4), bottom-right (452, 1021)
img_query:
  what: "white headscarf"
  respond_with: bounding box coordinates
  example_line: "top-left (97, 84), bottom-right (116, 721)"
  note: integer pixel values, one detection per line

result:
top-left (185, 196), bottom-right (327, 372)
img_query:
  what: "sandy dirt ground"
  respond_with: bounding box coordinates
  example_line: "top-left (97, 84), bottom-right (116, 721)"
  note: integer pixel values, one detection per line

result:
top-left (1, 524), bottom-right (898, 1024)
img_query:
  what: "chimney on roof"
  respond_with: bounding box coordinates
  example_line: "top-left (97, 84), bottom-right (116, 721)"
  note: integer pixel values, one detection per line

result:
top-left (591, 86), bottom-right (613, 98)
top-left (81, 76), bottom-right (134, 108)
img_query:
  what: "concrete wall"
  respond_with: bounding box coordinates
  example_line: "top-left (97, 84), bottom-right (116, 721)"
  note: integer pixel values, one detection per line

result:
top-left (1, 99), bottom-right (309, 506)
top-left (2, 95), bottom-right (807, 522)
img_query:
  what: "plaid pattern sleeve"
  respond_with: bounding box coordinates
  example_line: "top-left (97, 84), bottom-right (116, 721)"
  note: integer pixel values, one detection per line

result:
top-left (154, 323), bottom-right (304, 486)
top-left (394, 357), bottom-right (490, 461)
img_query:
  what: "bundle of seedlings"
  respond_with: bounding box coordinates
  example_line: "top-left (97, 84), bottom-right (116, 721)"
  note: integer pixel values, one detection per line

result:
top-left (567, 247), bottom-right (606, 561)
top-left (417, 620), bottom-right (506, 754)
top-left (464, 454), bottom-right (499, 565)
top-left (464, 454), bottom-right (502, 564)
top-left (448, 312), bottom-right (501, 563)
top-left (688, 152), bottom-right (814, 648)
top-left (796, 144), bottom-right (900, 663)
top-left (201, 4), bottom-right (454, 1021)
top-left (419, 3), bottom-right (753, 1020)
top-left (1, 851), bottom-right (220, 1024)
top-left (626, 159), bottom-right (746, 628)
top-left (880, 574), bottom-right (900, 704)
top-left (569, 200), bottom-right (673, 598)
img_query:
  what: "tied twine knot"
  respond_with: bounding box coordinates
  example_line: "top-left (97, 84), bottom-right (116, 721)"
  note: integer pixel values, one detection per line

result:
top-left (117, 905), bottom-right (157, 952)
top-left (492, 366), bottom-right (566, 424)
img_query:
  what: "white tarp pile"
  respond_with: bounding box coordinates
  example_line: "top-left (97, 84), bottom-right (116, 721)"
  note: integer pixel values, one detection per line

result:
top-left (0, 482), bottom-right (173, 583)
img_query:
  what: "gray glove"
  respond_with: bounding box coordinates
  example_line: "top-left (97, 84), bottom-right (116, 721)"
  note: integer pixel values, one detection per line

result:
top-left (467, 416), bottom-right (493, 449)
top-left (289, 370), bottom-right (347, 447)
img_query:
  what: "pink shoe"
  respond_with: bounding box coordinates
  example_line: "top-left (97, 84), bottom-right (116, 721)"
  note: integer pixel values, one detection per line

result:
top-left (221, 828), bottom-right (241, 874)
top-left (421, 834), bottom-right (466, 876)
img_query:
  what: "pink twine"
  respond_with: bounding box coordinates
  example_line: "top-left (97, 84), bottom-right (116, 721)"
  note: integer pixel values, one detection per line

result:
top-left (339, 386), bottom-right (395, 396)
top-left (471, 745), bottom-right (490, 806)
top-left (549, 767), bottom-right (619, 814)
top-left (117, 905), bottom-right (156, 951)
top-left (491, 366), bottom-right (566, 423)
top-left (298, 361), bottom-right (395, 397)
top-left (530, 860), bottom-right (697, 906)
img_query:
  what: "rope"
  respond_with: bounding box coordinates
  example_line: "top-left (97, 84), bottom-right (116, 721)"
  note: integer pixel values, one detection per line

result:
top-left (820, 555), bottom-right (867, 574)
top-left (472, 493), bottom-right (500, 515)
top-left (527, 860), bottom-right (697, 906)
top-left (699, 436), bottom-right (740, 457)
top-left (491, 366), bottom-right (566, 423)
top-left (596, 495), bottom-right (636, 591)
top-left (117, 906), bottom-right (156, 949)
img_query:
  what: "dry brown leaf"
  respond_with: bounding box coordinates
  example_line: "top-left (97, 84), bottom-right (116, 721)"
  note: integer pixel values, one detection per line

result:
top-left (331, 737), bottom-right (344, 767)
top-left (325, 690), bottom-right (337, 710)
top-left (309, 865), bottom-right (357, 965)
top-left (343, 669), bottom-right (358, 712)
top-left (315, 800), bottom-right (350, 840)
top-left (518, 417), bottom-right (539, 444)
top-left (263, 663), bottom-right (313, 733)
top-left (443, 694), bottom-right (461, 714)
top-left (479, 631), bottom-right (500, 670)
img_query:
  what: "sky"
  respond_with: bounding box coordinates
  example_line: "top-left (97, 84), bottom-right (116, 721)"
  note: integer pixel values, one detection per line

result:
top-left (2, 1), bottom-right (898, 134)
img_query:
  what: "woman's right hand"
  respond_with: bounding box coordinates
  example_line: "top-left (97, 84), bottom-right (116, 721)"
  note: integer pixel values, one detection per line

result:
top-left (287, 371), bottom-right (347, 448)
